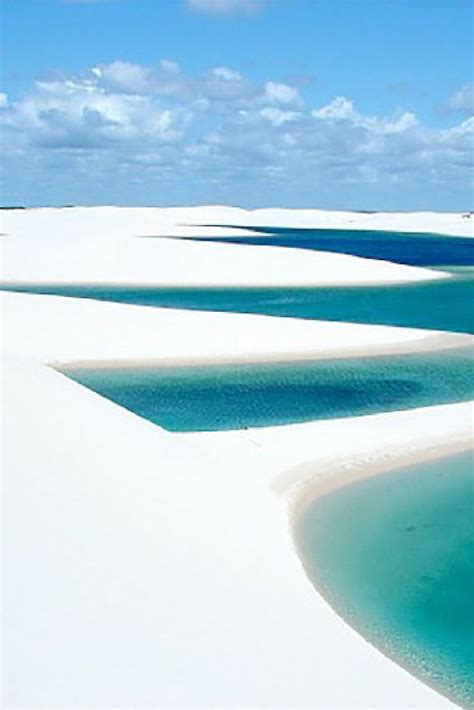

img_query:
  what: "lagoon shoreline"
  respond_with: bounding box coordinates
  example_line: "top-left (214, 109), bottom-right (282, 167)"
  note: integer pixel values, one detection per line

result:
top-left (291, 445), bottom-right (474, 708)
top-left (49, 335), bottom-right (474, 370)
top-left (286, 434), bottom-right (474, 525)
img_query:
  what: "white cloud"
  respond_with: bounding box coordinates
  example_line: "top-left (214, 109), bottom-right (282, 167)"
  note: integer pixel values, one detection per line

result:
top-left (443, 84), bottom-right (474, 116)
top-left (1, 60), bottom-right (471, 208)
top-left (94, 60), bottom-right (184, 96)
top-left (198, 66), bottom-right (253, 101)
top-left (260, 107), bottom-right (298, 126)
top-left (312, 96), bottom-right (357, 120)
top-left (160, 59), bottom-right (180, 75)
top-left (383, 112), bottom-right (418, 134)
top-left (186, 0), bottom-right (267, 15)
top-left (3, 70), bottom-right (181, 151)
top-left (209, 67), bottom-right (243, 81)
top-left (264, 81), bottom-right (302, 107)
top-left (100, 60), bottom-right (153, 93)
top-left (312, 97), bottom-right (418, 133)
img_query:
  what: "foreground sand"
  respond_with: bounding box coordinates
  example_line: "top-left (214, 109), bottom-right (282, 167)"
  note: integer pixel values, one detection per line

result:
top-left (2, 207), bottom-right (473, 708)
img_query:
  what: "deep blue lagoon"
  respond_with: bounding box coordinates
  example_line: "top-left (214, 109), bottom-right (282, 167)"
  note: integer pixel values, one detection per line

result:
top-left (183, 225), bottom-right (474, 267)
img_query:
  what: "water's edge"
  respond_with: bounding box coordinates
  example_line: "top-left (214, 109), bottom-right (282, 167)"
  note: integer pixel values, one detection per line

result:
top-left (292, 447), bottom-right (474, 707)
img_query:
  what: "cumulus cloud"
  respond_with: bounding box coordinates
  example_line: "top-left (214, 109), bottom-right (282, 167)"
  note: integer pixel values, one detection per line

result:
top-left (186, 0), bottom-right (267, 15)
top-left (95, 61), bottom-right (153, 93)
top-left (1, 59), bottom-right (472, 207)
top-left (312, 96), bottom-right (357, 120)
top-left (260, 107), bottom-right (298, 126)
top-left (312, 97), bottom-right (418, 135)
top-left (443, 84), bottom-right (474, 117)
top-left (264, 81), bottom-right (302, 108)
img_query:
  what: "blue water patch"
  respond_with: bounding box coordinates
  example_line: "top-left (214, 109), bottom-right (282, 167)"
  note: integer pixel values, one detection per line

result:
top-left (183, 226), bottom-right (474, 267)
top-left (297, 450), bottom-right (474, 706)
top-left (3, 270), bottom-right (474, 334)
top-left (57, 347), bottom-right (474, 432)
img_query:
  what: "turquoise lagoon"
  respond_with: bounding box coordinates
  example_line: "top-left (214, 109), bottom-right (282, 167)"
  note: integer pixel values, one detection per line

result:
top-left (298, 450), bottom-right (474, 706)
top-left (58, 346), bottom-right (474, 432)
top-left (3, 269), bottom-right (473, 334)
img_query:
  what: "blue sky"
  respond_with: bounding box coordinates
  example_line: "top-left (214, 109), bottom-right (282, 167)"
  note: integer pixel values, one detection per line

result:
top-left (1, 0), bottom-right (473, 209)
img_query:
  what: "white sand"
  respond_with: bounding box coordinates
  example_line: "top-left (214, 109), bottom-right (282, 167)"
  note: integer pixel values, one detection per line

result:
top-left (2, 207), bottom-right (473, 709)
top-left (3, 292), bottom-right (472, 367)
top-left (2, 204), bottom-right (473, 239)
top-left (169, 205), bottom-right (474, 237)
top-left (0, 206), bottom-right (467, 286)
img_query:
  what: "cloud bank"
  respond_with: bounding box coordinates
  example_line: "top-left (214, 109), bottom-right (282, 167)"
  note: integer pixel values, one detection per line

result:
top-left (1, 60), bottom-right (472, 208)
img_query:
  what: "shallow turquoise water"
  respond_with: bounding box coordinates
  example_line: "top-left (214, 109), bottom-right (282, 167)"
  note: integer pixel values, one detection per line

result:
top-left (59, 346), bottom-right (474, 432)
top-left (3, 270), bottom-right (473, 334)
top-left (298, 450), bottom-right (474, 706)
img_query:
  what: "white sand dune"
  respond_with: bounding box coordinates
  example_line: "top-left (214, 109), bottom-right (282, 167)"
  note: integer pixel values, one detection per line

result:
top-left (2, 207), bottom-right (473, 708)
top-left (1, 205), bottom-right (471, 287)
top-left (3, 292), bottom-right (472, 366)
top-left (2, 204), bottom-right (473, 239)
top-left (170, 204), bottom-right (474, 237)
top-left (1, 216), bottom-right (449, 288)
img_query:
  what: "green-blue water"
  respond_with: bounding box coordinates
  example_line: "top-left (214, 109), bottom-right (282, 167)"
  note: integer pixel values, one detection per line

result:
top-left (298, 451), bottom-right (474, 706)
top-left (58, 346), bottom-right (474, 432)
top-left (3, 270), bottom-right (473, 334)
